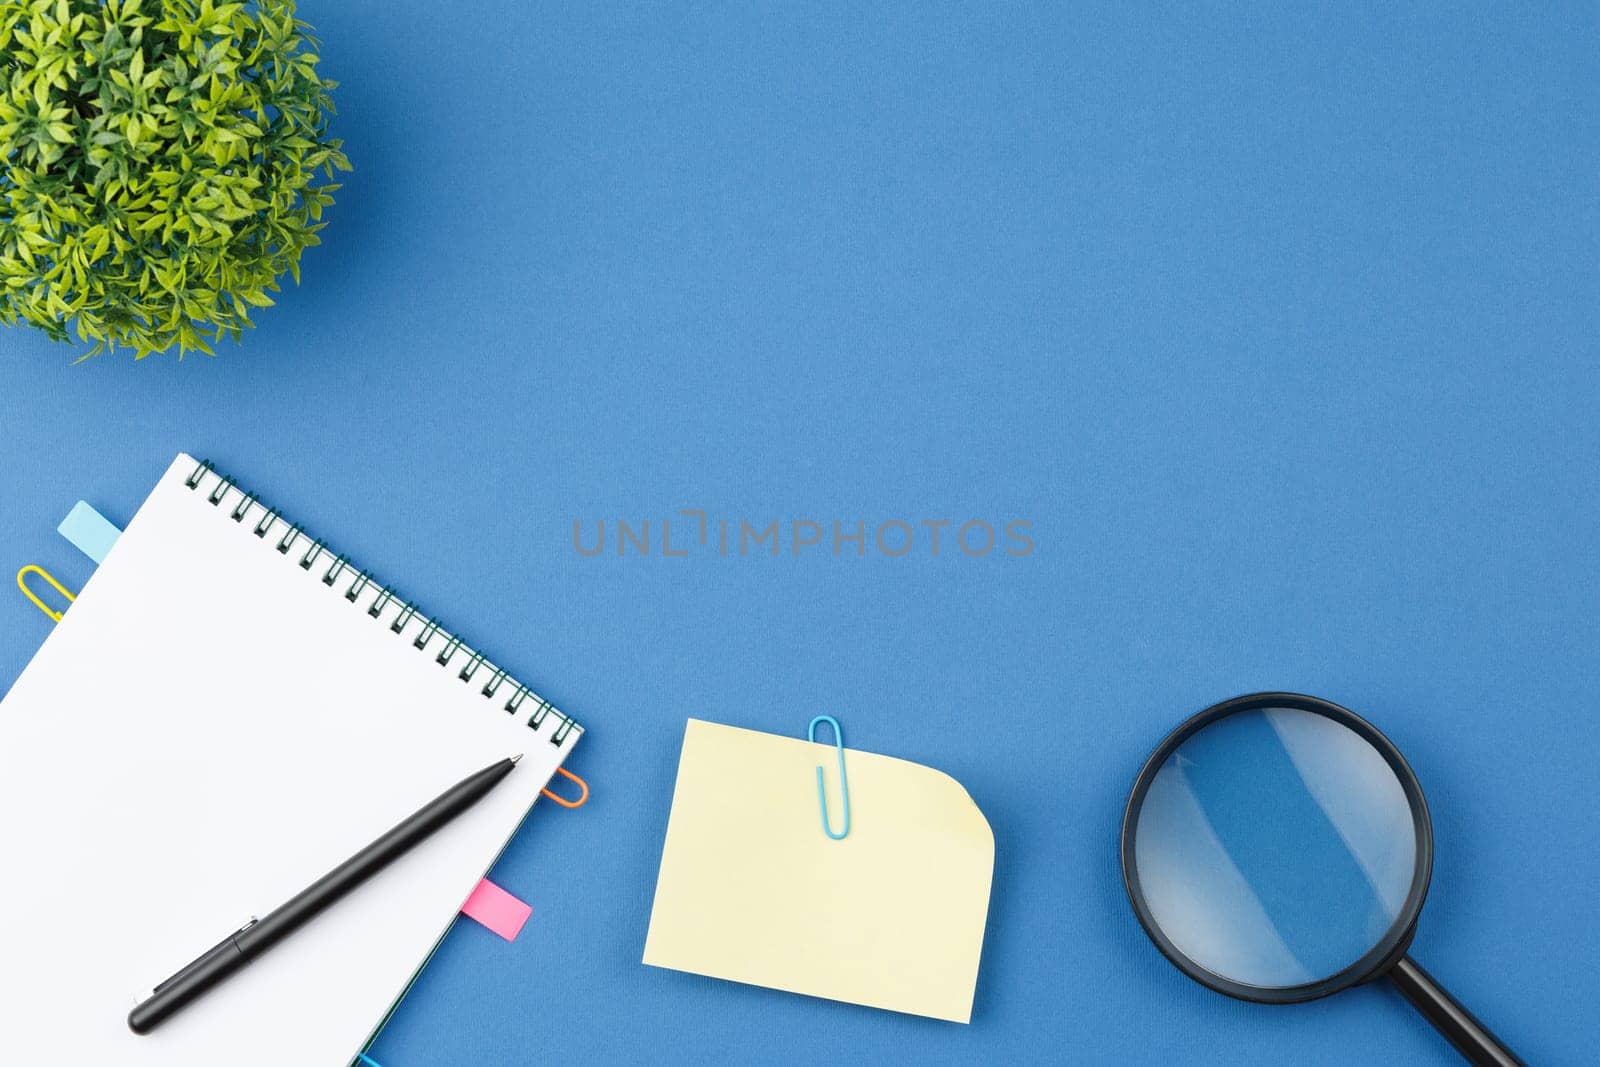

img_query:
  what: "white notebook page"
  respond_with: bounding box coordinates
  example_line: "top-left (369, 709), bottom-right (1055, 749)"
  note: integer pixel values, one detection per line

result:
top-left (0, 454), bottom-right (578, 1065)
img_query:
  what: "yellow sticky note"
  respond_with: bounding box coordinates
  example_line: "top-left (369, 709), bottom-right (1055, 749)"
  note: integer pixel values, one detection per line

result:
top-left (643, 719), bottom-right (995, 1023)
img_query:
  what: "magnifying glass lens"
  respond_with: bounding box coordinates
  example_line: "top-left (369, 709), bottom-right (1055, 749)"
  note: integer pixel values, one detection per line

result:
top-left (1132, 705), bottom-right (1419, 989)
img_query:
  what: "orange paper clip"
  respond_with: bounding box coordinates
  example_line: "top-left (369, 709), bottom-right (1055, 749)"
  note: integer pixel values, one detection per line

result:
top-left (17, 565), bottom-right (75, 623)
top-left (541, 766), bottom-right (589, 809)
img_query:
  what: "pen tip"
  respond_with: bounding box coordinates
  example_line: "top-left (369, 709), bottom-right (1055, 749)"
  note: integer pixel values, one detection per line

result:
top-left (510, 753), bottom-right (523, 764)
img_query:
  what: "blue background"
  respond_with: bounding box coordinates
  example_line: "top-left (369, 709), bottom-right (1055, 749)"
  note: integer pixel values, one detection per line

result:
top-left (2, 3), bottom-right (1596, 1063)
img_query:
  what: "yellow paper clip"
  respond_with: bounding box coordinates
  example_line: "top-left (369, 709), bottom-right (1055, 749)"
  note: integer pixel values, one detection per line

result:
top-left (17, 565), bottom-right (76, 623)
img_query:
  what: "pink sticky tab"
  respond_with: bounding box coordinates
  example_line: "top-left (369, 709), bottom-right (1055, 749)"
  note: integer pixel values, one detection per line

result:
top-left (461, 878), bottom-right (533, 942)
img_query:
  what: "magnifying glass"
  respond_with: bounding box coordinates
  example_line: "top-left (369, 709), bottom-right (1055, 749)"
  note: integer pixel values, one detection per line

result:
top-left (1121, 693), bottom-right (1524, 1066)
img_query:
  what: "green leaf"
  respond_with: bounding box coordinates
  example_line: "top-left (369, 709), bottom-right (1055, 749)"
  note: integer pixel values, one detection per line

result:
top-left (0, 0), bottom-right (348, 360)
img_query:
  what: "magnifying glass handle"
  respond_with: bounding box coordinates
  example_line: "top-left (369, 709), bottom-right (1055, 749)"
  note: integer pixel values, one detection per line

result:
top-left (1389, 956), bottom-right (1525, 1067)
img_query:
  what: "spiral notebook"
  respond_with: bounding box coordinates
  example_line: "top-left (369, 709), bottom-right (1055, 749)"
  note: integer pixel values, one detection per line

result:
top-left (0, 453), bottom-right (581, 1066)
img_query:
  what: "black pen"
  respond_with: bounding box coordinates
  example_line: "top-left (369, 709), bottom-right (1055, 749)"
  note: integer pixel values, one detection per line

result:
top-left (128, 754), bottom-right (524, 1035)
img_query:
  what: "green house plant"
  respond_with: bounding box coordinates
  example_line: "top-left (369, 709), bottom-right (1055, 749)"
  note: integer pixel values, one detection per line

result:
top-left (0, 0), bottom-right (350, 358)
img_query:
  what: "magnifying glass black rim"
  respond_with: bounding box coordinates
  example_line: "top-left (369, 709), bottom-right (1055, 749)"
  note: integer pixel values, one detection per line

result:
top-left (1120, 691), bottom-right (1434, 1005)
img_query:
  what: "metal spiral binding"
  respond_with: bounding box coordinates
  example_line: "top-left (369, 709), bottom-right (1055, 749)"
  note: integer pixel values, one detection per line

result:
top-left (183, 458), bottom-right (579, 747)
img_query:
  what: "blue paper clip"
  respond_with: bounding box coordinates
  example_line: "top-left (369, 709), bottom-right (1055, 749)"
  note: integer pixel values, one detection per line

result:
top-left (808, 715), bottom-right (851, 840)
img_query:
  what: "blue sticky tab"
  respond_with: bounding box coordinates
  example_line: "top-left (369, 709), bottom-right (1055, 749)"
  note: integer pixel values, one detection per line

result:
top-left (57, 501), bottom-right (122, 564)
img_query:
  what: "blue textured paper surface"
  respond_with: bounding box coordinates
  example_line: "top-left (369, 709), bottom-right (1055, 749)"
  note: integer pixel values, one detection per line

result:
top-left (1, 3), bottom-right (1596, 1064)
